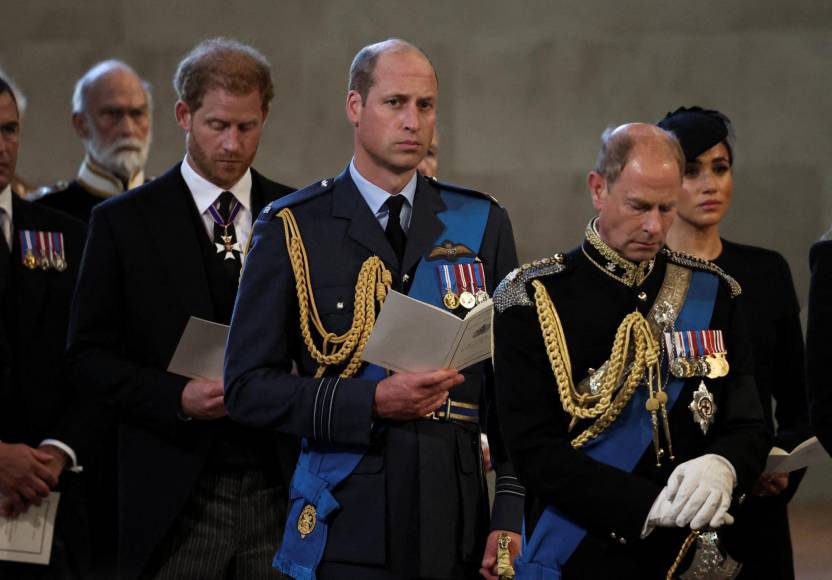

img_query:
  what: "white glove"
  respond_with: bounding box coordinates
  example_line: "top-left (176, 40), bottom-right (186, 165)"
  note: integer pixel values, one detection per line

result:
top-left (646, 454), bottom-right (737, 532)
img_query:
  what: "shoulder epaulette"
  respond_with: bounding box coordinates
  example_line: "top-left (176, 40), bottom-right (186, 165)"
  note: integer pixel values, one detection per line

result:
top-left (424, 175), bottom-right (502, 206)
top-left (662, 248), bottom-right (742, 298)
top-left (26, 181), bottom-right (71, 202)
top-left (493, 253), bottom-right (569, 313)
top-left (258, 177), bottom-right (335, 221)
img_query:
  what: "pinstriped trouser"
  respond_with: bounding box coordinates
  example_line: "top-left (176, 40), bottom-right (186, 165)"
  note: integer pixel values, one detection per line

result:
top-left (141, 469), bottom-right (288, 580)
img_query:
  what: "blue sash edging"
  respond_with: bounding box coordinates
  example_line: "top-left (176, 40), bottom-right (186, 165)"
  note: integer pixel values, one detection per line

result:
top-left (274, 191), bottom-right (491, 579)
top-left (515, 270), bottom-right (719, 579)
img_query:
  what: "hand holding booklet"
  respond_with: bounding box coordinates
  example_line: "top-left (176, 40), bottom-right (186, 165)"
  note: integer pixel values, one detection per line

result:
top-left (765, 436), bottom-right (830, 473)
top-left (361, 290), bottom-right (493, 373)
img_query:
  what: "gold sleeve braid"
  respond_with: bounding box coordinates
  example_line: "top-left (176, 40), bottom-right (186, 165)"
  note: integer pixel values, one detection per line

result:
top-left (531, 280), bottom-right (661, 449)
top-left (277, 208), bottom-right (392, 378)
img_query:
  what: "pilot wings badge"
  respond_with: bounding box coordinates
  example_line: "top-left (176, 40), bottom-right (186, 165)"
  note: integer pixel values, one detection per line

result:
top-left (427, 239), bottom-right (475, 262)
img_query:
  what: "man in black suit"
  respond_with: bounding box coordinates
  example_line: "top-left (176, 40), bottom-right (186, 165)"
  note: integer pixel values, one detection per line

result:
top-left (225, 39), bottom-right (522, 579)
top-left (0, 76), bottom-right (89, 579)
top-left (34, 60), bottom-right (153, 222)
top-left (807, 240), bottom-right (832, 453)
top-left (67, 39), bottom-right (294, 580)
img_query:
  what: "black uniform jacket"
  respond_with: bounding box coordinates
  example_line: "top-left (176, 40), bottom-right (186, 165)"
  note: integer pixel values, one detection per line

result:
top-left (493, 241), bottom-right (770, 579)
top-left (0, 197), bottom-right (89, 576)
top-left (35, 180), bottom-right (110, 223)
top-left (224, 169), bottom-right (520, 578)
top-left (1, 196), bottom-right (86, 449)
top-left (66, 164), bottom-right (294, 580)
top-left (807, 240), bottom-right (832, 453)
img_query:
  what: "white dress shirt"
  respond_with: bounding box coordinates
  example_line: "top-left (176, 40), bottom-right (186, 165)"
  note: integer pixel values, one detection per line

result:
top-left (0, 184), bottom-right (12, 248)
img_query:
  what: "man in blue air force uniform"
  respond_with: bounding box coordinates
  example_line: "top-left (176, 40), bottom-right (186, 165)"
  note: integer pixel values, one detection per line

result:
top-left (492, 124), bottom-right (770, 579)
top-left (225, 39), bottom-right (522, 579)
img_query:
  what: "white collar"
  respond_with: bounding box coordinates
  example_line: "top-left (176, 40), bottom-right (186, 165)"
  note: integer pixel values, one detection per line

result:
top-left (0, 184), bottom-right (11, 217)
top-left (180, 155), bottom-right (252, 215)
top-left (349, 159), bottom-right (417, 216)
top-left (77, 156), bottom-right (144, 197)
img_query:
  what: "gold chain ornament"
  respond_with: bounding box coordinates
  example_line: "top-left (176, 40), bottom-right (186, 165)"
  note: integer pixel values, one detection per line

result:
top-left (278, 208), bottom-right (392, 378)
top-left (531, 280), bottom-right (669, 460)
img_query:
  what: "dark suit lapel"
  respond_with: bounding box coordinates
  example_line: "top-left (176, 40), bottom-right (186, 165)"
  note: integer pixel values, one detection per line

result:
top-left (401, 177), bottom-right (446, 275)
top-left (10, 197), bottom-right (48, 346)
top-left (250, 169), bottom-right (267, 215)
top-left (331, 170), bottom-right (399, 270)
top-left (138, 165), bottom-right (213, 320)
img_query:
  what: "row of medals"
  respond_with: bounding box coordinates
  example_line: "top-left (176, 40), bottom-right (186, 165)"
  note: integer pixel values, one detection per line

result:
top-left (23, 250), bottom-right (67, 272)
top-left (669, 353), bottom-right (729, 380)
top-left (443, 288), bottom-right (488, 311)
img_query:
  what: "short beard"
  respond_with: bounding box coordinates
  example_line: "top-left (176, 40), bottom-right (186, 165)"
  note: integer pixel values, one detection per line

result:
top-left (85, 132), bottom-right (151, 183)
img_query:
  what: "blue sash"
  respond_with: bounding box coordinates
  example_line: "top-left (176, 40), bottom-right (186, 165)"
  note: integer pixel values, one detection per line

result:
top-left (515, 270), bottom-right (719, 580)
top-left (274, 191), bottom-right (491, 579)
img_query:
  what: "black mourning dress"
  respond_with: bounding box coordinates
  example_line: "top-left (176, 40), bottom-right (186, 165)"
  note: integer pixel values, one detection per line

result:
top-left (713, 239), bottom-right (812, 580)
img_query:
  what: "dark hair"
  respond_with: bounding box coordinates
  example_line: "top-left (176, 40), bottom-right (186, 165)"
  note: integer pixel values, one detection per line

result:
top-left (593, 125), bottom-right (685, 185)
top-left (348, 38), bottom-right (436, 101)
top-left (0, 76), bottom-right (18, 111)
top-left (174, 37), bottom-right (273, 113)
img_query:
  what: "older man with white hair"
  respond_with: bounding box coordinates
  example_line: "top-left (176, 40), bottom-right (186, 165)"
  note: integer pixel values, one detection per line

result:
top-left (35, 59), bottom-right (152, 222)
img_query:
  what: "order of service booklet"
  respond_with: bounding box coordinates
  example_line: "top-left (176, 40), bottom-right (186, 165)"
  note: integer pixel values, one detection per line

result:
top-left (0, 492), bottom-right (60, 565)
top-left (361, 290), bottom-right (494, 373)
top-left (166, 317), bottom-right (230, 380)
top-left (765, 436), bottom-right (830, 473)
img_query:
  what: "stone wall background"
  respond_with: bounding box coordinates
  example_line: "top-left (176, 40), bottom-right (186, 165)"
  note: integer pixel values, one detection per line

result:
top-left (2, 1), bottom-right (831, 571)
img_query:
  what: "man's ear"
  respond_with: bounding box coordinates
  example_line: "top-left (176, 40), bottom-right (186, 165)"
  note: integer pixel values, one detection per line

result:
top-left (588, 171), bottom-right (607, 211)
top-left (71, 112), bottom-right (89, 139)
top-left (345, 90), bottom-right (362, 126)
top-left (174, 100), bottom-right (191, 131)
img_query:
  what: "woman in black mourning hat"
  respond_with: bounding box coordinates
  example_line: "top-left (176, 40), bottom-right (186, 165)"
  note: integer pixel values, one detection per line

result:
top-left (660, 107), bottom-right (813, 580)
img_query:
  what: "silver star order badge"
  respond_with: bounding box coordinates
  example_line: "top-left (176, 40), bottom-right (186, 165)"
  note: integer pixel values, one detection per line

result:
top-left (653, 300), bottom-right (676, 329)
top-left (216, 234), bottom-right (241, 261)
top-left (689, 381), bottom-right (717, 435)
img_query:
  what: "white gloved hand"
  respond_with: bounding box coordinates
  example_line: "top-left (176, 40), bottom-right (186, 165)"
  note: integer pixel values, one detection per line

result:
top-left (659, 454), bottom-right (737, 530)
top-left (642, 486), bottom-right (672, 538)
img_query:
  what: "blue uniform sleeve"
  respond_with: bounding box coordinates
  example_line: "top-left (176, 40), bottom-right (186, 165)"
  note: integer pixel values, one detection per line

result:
top-left (224, 212), bottom-right (378, 446)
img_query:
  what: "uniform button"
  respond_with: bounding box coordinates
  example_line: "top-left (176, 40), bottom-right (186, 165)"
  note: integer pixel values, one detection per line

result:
top-left (637, 291), bottom-right (647, 301)
top-left (738, 493), bottom-right (747, 505)
top-left (403, 274), bottom-right (410, 283)
top-left (336, 301), bottom-right (344, 310)
top-left (619, 537), bottom-right (627, 545)
top-left (610, 532), bottom-right (617, 540)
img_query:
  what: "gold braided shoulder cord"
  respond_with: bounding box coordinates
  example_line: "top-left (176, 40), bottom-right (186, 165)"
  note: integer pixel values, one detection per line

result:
top-left (277, 208), bottom-right (392, 378)
top-left (531, 280), bottom-right (661, 449)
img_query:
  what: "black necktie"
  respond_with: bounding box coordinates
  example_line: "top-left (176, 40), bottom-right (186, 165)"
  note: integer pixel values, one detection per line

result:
top-left (383, 195), bottom-right (407, 266)
top-left (212, 191), bottom-right (241, 283)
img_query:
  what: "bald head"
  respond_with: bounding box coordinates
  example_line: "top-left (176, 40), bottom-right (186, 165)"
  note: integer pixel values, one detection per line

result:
top-left (588, 123), bottom-right (684, 262)
top-left (593, 123), bottom-right (684, 186)
top-left (348, 38), bottom-right (437, 102)
top-left (71, 60), bottom-right (152, 183)
top-left (72, 60), bottom-right (151, 116)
